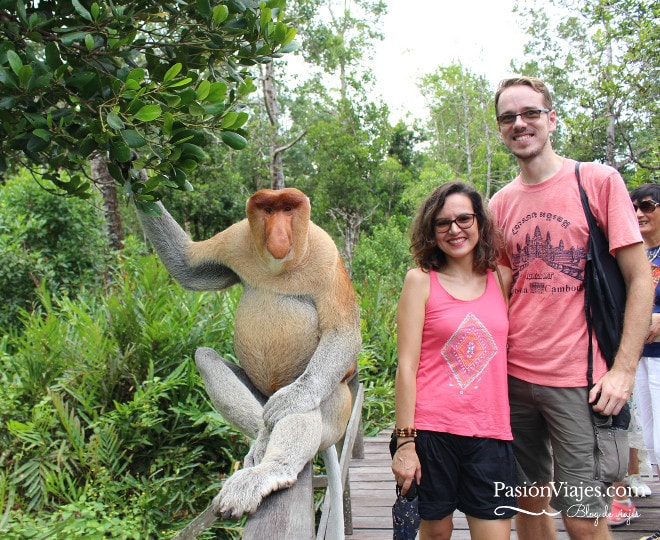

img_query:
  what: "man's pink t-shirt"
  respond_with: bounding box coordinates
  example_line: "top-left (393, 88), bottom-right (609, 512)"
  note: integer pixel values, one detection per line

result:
top-left (415, 270), bottom-right (512, 440)
top-left (489, 158), bottom-right (642, 387)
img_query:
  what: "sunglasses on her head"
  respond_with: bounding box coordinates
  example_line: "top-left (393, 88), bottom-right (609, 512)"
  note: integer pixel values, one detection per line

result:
top-left (633, 200), bottom-right (660, 213)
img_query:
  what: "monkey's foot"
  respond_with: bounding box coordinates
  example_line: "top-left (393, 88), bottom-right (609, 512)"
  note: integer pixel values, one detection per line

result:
top-left (211, 465), bottom-right (297, 519)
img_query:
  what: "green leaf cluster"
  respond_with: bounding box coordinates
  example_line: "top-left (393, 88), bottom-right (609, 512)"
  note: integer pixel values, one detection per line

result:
top-left (512, 0), bottom-right (659, 176)
top-left (0, 0), bottom-right (298, 206)
top-left (0, 170), bottom-right (108, 329)
top-left (0, 250), bottom-right (248, 537)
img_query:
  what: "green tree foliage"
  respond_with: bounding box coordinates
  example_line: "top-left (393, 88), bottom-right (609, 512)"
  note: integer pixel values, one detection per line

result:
top-left (419, 63), bottom-right (517, 197)
top-left (0, 0), bottom-right (298, 207)
top-left (294, 0), bottom-right (386, 99)
top-left (157, 143), bottom-right (261, 240)
top-left (388, 120), bottom-right (424, 170)
top-left (1, 251), bottom-right (248, 538)
top-left (0, 171), bottom-right (107, 329)
top-left (296, 99), bottom-right (392, 271)
top-left (352, 214), bottom-right (411, 294)
top-left (513, 0), bottom-right (659, 181)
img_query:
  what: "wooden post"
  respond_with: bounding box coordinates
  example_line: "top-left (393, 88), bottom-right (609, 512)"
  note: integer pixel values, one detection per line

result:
top-left (243, 462), bottom-right (315, 539)
top-left (172, 463), bottom-right (314, 540)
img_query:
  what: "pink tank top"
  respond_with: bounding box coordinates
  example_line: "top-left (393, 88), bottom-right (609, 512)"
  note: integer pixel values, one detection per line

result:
top-left (414, 270), bottom-right (512, 440)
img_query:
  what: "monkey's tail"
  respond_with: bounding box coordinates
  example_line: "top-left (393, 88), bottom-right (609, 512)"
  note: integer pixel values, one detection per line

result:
top-left (319, 445), bottom-right (344, 540)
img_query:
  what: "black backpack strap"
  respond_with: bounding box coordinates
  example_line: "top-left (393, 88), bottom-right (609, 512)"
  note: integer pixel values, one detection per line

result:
top-left (576, 161), bottom-right (595, 388)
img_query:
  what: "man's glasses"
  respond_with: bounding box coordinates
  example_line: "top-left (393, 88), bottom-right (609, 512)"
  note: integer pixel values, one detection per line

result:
top-left (434, 213), bottom-right (476, 233)
top-left (496, 109), bottom-right (550, 125)
top-left (633, 200), bottom-right (660, 213)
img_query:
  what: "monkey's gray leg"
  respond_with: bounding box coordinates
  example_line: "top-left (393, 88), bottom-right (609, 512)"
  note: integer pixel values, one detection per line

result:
top-left (194, 347), bottom-right (265, 439)
top-left (211, 409), bottom-right (323, 519)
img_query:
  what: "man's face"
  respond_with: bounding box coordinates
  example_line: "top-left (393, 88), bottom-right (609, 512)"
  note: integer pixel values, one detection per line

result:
top-left (496, 85), bottom-right (557, 162)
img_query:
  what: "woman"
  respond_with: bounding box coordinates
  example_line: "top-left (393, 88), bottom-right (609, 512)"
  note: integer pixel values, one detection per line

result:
top-left (392, 182), bottom-right (516, 539)
top-left (629, 184), bottom-right (660, 497)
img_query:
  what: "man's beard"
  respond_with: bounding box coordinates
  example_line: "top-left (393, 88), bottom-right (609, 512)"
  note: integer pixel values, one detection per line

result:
top-left (510, 133), bottom-right (551, 161)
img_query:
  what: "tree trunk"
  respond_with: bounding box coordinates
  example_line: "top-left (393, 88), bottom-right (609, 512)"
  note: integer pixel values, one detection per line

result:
top-left (604, 38), bottom-right (616, 168)
top-left (482, 103), bottom-right (494, 199)
top-left (263, 62), bottom-right (285, 190)
top-left (329, 206), bottom-right (377, 278)
top-left (461, 76), bottom-right (473, 186)
top-left (91, 152), bottom-right (124, 251)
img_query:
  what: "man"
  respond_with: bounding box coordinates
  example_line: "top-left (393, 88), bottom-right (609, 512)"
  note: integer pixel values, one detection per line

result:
top-left (489, 76), bottom-right (653, 540)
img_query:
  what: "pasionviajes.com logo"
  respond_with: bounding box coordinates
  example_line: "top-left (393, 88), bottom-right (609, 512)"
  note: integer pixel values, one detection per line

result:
top-left (493, 481), bottom-right (630, 503)
top-left (493, 482), bottom-right (640, 526)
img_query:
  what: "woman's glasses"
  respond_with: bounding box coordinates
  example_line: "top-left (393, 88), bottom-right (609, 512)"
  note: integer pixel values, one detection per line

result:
top-left (633, 200), bottom-right (660, 214)
top-left (434, 213), bottom-right (476, 233)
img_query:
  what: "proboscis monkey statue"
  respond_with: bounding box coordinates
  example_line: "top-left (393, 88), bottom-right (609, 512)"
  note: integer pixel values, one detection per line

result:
top-left (136, 188), bottom-right (361, 526)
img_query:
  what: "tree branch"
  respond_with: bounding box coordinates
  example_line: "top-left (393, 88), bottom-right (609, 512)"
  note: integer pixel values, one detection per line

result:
top-left (274, 131), bottom-right (307, 156)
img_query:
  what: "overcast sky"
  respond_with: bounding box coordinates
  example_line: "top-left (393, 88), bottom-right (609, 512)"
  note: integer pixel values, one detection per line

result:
top-left (371, 0), bottom-right (527, 121)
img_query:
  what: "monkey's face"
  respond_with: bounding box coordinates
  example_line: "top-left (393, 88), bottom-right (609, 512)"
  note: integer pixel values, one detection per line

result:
top-left (247, 189), bottom-right (311, 268)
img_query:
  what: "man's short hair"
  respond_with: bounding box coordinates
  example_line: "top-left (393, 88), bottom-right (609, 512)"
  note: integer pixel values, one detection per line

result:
top-left (495, 76), bottom-right (553, 114)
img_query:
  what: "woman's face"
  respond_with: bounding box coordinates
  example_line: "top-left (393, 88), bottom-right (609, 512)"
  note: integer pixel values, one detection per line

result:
top-left (433, 193), bottom-right (479, 261)
top-left (634, 195), bottom-right (660, 241)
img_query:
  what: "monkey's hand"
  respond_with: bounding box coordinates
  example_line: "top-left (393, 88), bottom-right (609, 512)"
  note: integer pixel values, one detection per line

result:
top-left (262, 328), bottom-right (359, 430)
top-left (262, 381), bottom-right (319, 431)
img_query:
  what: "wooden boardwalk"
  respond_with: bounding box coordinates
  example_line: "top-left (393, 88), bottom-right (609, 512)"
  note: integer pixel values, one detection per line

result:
top-left (344, 432), bottom-right (660, 539)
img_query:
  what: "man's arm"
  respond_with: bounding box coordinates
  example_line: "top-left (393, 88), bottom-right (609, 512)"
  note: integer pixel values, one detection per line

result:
top-left (589, 242), bottom-right (653, 415)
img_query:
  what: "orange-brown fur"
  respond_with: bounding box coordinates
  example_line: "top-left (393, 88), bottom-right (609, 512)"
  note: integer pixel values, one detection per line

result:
top-left (188, 189), bottom-right (358, 395)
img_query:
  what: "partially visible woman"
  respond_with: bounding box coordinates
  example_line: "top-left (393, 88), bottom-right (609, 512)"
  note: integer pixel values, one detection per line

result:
top-left (391, 181), bottom-right (516, 540)
top-left (629, 183), bottom-right (660, 488)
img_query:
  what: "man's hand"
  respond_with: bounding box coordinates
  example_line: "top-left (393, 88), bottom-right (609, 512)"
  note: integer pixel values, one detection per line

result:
top-left (589, 366), bottom-right (635, 416)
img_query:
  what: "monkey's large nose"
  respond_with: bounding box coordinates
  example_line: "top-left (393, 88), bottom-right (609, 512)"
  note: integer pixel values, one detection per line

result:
top-left (268, 241), bottom-right (290, 259)
top-left (267, 230), bottom-right (292, 259)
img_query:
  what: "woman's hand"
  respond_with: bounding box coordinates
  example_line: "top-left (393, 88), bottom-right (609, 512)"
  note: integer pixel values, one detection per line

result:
top-left (391, 442), bottom-right (422, 496)
top-left (645, 312), bottom-right (660, 344)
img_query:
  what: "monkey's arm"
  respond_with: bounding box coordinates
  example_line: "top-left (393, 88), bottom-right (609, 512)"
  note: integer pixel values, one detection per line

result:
top-left (262, 258), bottom-right (361, 429)
top-left (137, 202), bottom-right (240, 291)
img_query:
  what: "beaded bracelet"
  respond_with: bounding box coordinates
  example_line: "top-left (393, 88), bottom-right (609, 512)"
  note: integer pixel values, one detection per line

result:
top-left (394, 427), bottom-right (417, 438)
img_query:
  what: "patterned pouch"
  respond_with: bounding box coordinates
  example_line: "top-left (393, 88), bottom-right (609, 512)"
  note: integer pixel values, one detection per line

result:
top-left (392, 483), bottom-right (421, 540)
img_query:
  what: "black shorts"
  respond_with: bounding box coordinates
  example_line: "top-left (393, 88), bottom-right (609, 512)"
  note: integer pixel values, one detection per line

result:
top-left (415, 430), bottom-right (517, 521)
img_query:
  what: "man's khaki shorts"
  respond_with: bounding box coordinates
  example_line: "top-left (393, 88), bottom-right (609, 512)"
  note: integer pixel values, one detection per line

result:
top-left (508, 375), bottom-right (627, 517)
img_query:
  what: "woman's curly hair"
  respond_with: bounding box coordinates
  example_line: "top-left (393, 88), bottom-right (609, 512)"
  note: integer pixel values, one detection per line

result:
top-left (409, 181), bottom-right (501, 273)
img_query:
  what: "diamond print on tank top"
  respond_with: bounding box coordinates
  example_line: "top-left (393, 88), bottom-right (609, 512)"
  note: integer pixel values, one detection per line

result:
top-left (442, 313), bottom-right (497, 390)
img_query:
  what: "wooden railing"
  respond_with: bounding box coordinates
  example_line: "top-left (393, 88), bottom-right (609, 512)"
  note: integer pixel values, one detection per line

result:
top-left (315, 382), bottom-right (365, 538)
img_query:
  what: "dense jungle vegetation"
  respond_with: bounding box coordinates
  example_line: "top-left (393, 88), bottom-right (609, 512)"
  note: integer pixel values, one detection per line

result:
top-left (0, 0), bottom-right (657, 537)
